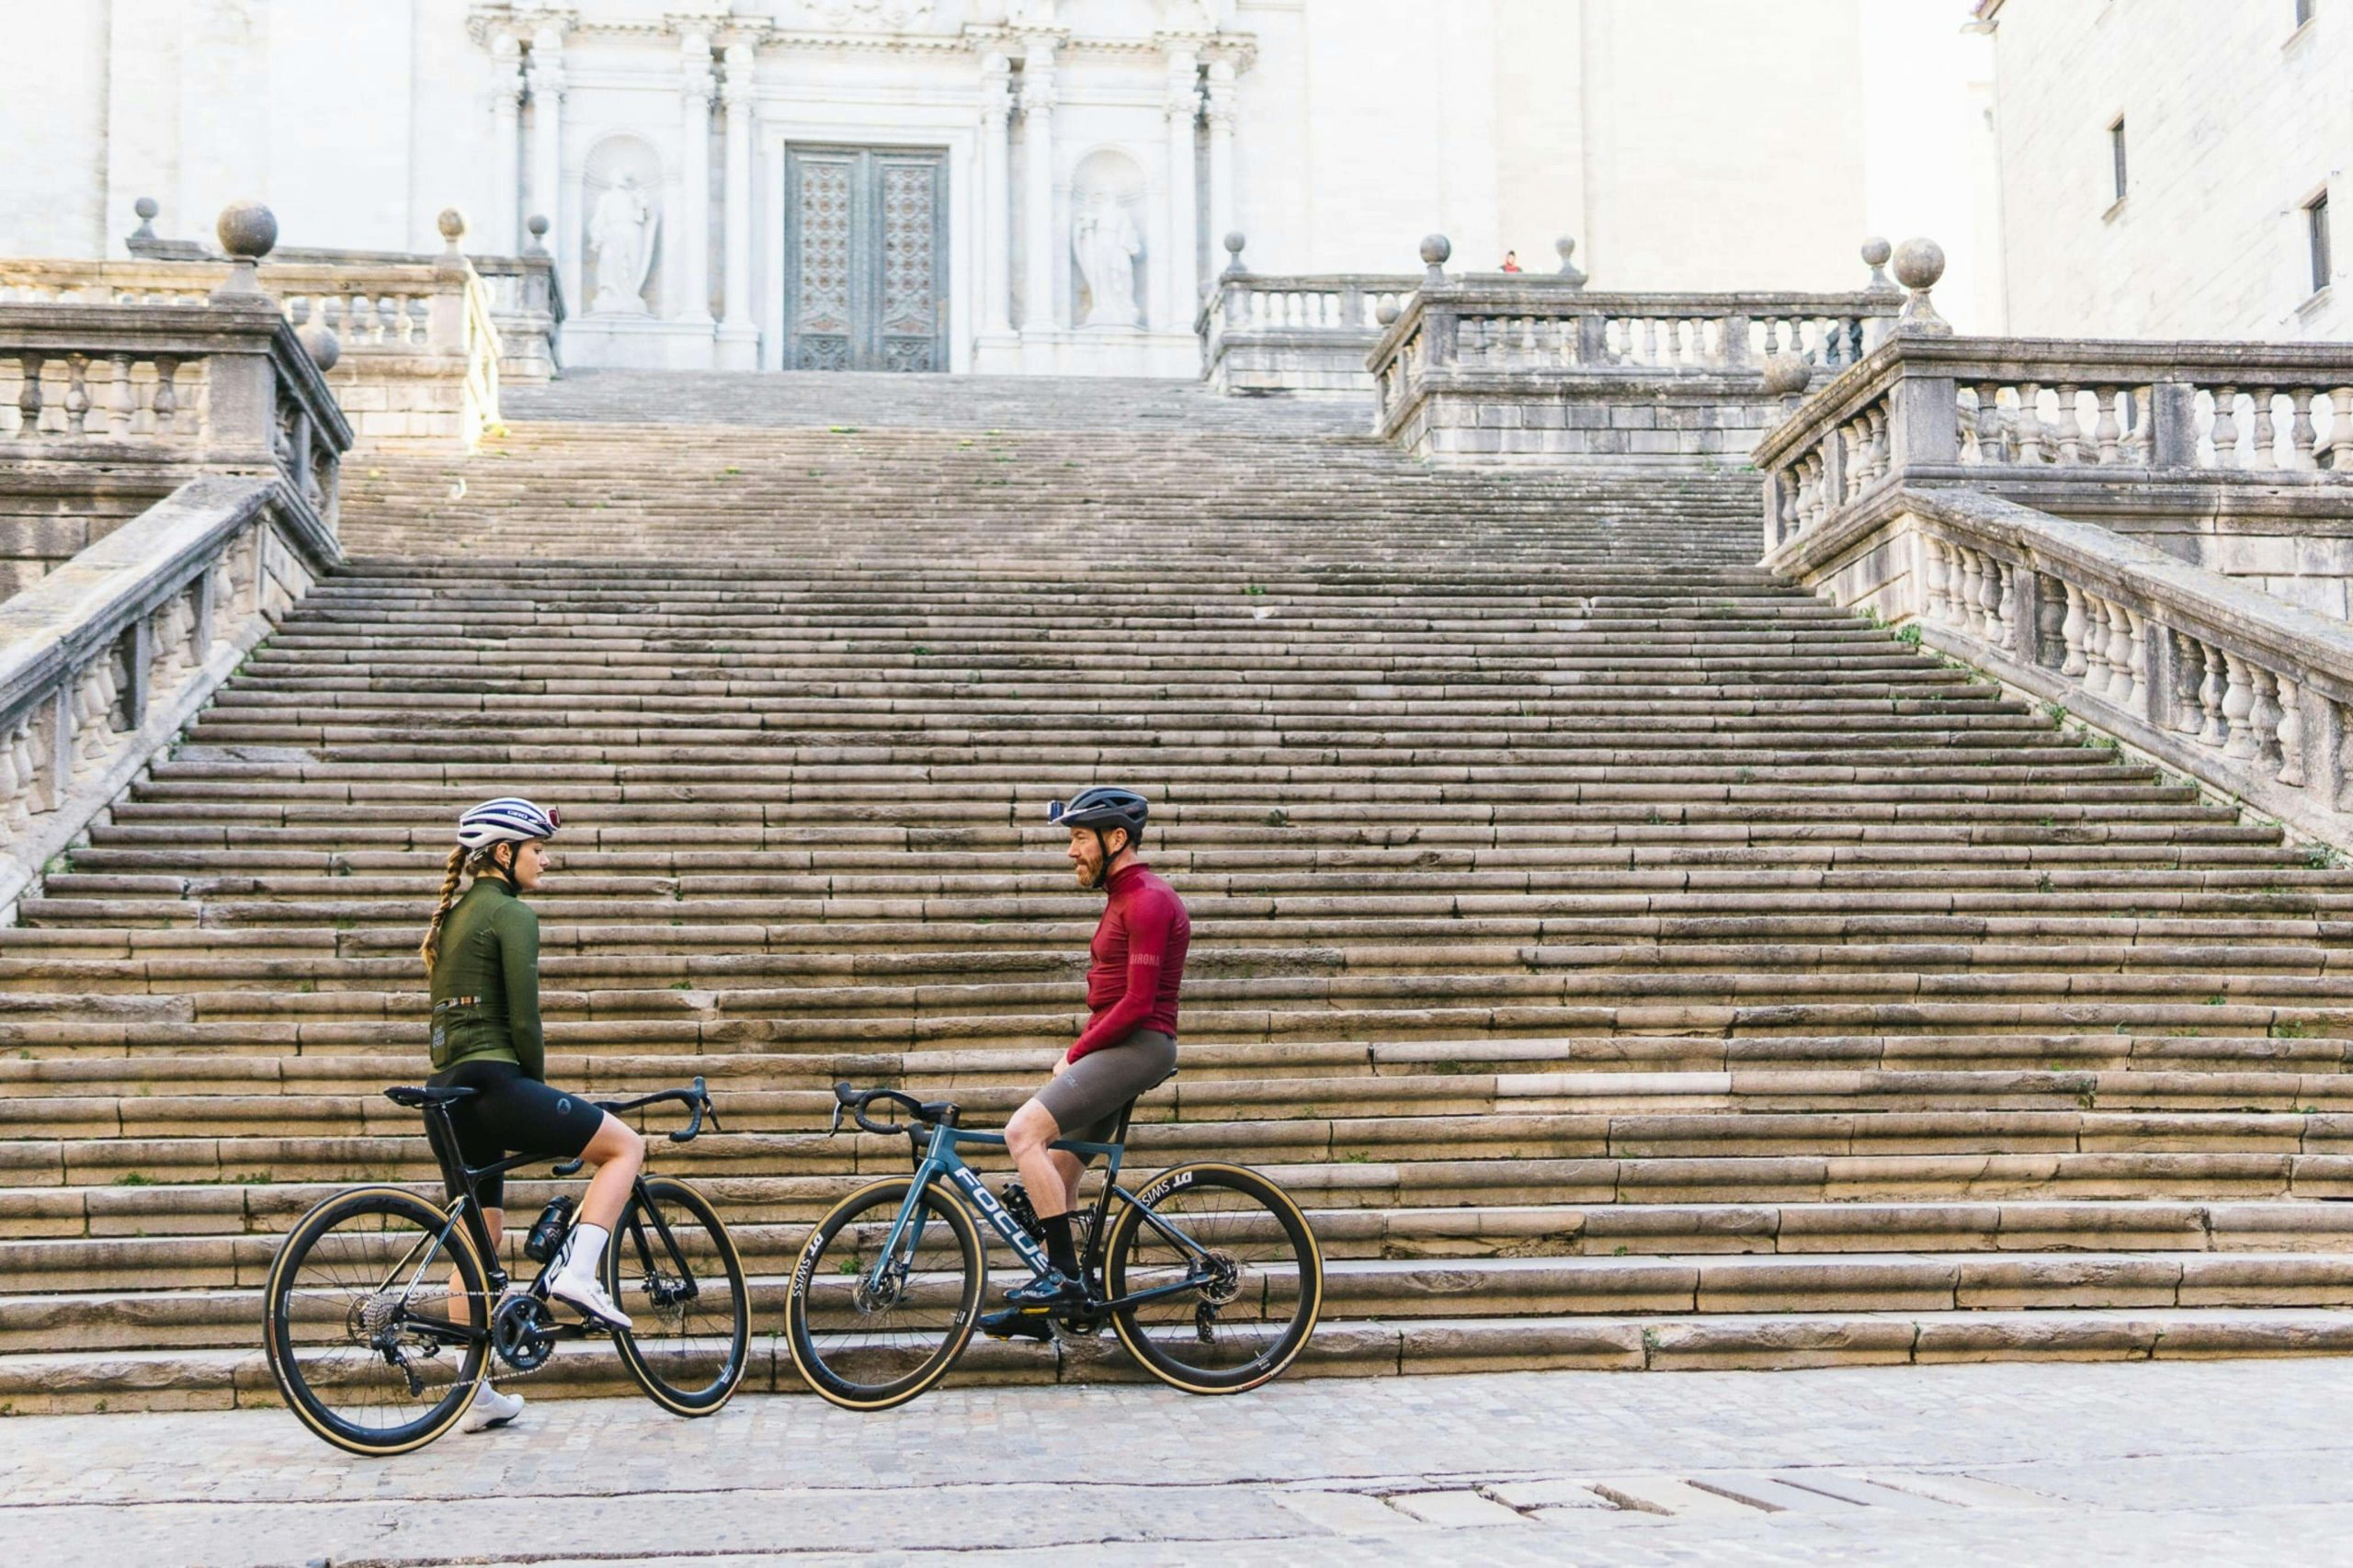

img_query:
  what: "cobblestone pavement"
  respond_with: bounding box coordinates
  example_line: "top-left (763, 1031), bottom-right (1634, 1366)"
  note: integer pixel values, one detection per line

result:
top-left (6, 1361), bottom-right (2353, 1566)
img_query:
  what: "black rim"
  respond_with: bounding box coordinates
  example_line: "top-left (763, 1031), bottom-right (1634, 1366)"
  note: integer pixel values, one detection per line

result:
top-left (265, 1190), bottom-right (487, 1452)
top-left (608, 1178), bottom-right (750, 1412)
top-left (1108, 1168), bottom-right (1319, 1392)
top-left (789, 1180), bottom-right (981, 1406)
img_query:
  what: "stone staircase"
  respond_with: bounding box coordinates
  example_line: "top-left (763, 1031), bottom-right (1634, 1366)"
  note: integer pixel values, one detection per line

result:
top-left (7, 371), bottom-right (2353, 1414)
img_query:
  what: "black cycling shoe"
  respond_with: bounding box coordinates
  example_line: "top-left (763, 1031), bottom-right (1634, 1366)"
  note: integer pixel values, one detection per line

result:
top-left (977, 1306), bottom-right (1055, 1342)
top-left (1004, 1269), bottom-right (1091, 1310)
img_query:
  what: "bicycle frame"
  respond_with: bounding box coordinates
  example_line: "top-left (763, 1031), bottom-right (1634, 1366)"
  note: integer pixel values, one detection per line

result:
top-left (384, 1092), bottom-right (704, 1352)
top-left (870, 1109), bottom-right (1226, 1316)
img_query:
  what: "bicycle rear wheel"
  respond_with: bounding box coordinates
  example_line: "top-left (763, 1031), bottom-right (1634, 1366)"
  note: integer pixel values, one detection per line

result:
top-left (1103, 1163), bottom-right (1322, 1394)
top-left (608, 1176), bottom-right (750, 1415)
top-left (784, 1176), bottom-right (982, 1412)
top-left (262, 1186), bottom-right (489, 1456)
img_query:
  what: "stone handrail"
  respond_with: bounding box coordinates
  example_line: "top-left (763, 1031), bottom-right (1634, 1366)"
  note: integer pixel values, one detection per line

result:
top-left (0, 300), bottom-right (350, 527)
top-left (472, 242), bottom-right (564, 381)
top-left (1754, 335), bottom-right (2353, 555)
top-left (1199, 272), bottom-right (1417, 342)
top-left (1768, 484), bottom-right (2353, 849)
top-left (0, 473), bottom-right (339, 918)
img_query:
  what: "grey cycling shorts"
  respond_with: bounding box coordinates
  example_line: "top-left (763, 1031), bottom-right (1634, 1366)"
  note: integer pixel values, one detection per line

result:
top-left (1034, 1029), bottom-right (1177, 1149)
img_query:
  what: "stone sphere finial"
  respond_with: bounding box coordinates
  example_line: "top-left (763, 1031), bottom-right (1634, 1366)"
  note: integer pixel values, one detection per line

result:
top-left (1760, 352), bottom-right (1812, 401)
top-left (1861, 236), bottom-right (1899, 297)
top-left (1419, 233), bottom-right (1450, 285)
top-left (299, 324), bottom-right (342, 374)
top-left (1222, 231), bottom-right (1246, 278)
top-left (210, 200), bottom-right (278, 303)
top-left (1893, 236), bottom-right (1951, 335)
top-left (134, 196), bottom-right (160, 223)
top-left (1376, 301), bottom-right (1401, 326)
top-left (438, 208), bottom-right (467, 245)
top-left (1555, 234), bottom-right (1587, 289)
top-left (524, 213), bottom-right (551, 256)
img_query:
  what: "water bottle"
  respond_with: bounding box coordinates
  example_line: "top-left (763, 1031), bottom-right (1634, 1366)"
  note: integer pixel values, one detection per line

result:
top-left (524, 1195), bottom-right (576, 1264)
top-left (1001, 1179), bottom-right (1044, 1241)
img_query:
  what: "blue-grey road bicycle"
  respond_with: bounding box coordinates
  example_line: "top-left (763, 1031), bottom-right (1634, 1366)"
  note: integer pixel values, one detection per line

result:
top-left (784, 1082), bottom-right (1323, 1410)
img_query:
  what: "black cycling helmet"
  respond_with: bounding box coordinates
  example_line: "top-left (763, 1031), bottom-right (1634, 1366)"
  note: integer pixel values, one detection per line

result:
top-left (1049, 788), bottom-right (1150, 887)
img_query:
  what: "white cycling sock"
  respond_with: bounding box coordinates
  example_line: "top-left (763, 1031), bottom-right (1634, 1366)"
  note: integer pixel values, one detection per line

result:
top-left (560, 1222), bottom-right (611, 1282)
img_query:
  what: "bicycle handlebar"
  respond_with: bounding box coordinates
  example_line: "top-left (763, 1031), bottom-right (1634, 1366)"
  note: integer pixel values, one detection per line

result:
top-left (829, 1081), bottom-right (929, 1138)
top-left (551, 1076), bottom-right (718, 1176)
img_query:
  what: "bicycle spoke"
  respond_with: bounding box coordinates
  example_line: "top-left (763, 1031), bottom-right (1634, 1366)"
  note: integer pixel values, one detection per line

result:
top-left (1111, 1168), bottom-right (1318, 1389)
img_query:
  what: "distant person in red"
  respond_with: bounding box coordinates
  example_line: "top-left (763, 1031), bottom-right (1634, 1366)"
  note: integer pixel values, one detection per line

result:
top-left (984, 787), bottom-right (1189, 1335)
top-left (1500, 250), bottom-right (1522, 273)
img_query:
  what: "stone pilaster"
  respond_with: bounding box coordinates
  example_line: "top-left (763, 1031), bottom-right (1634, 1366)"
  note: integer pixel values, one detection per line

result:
top-left (676, 28), bottom-right (716, 327)
top-left (1019, 40), bottom-right (1057, 336)
top-left (1163, 50), bottom-right (1200, 334)
top-left (718, 40), bottom-right (758, 368)
top-left (526, 23), bottom-right (569, 305)
top-left (488, 33), bottom-right (525, 254)
top-left (979, 51), bottom-right (1015, 339)
top-left (1204, 58), bottom-right (1237, 273)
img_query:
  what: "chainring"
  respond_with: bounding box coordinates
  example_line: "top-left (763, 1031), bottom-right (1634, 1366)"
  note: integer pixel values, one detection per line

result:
top-left (491, 1291), bottom-right (558, 1372)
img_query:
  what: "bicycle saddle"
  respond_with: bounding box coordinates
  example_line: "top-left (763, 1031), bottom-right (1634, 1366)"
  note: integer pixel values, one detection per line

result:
top-left (384, 1085), bottom-right (478, 1108)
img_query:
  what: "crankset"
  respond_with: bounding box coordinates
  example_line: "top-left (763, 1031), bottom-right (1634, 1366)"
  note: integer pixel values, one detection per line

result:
top-left (492, 1292), bottom-right (558, 1372)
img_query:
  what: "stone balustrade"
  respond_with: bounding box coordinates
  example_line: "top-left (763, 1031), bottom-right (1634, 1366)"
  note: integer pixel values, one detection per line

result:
top-left (1768, 483), bottom-right (2353, 849)
top-left (1198, 238), bottom-right (1417, 396)
top-left (0, 299), bottom-right (347, 519)
top-left (1363, 234), bottom-right (1904, 462)
top-left (7, 207), bottom-right (515, 447)
top-left (0, 473), bottom-right (338, 918)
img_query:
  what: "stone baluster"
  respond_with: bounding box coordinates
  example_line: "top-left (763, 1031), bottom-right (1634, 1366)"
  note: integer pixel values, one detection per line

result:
top-left (1972, 381), bottom-right (2003, 464)
top-left (2053, 383), bottom-right (2081, 464)
top-left (2195, 641), bottom-right (2228, 748)
top-left (62, 356), bottom-right (89, 435)
top-left (2094, 386), bottom-right (2122, 464)
top-left (1922, 536), bottom-right (1949, 621)
top-left (2210, 385), bottom-right (2239, 466)
top-left (2219, 653), bottom-right (2258, 758)
top-left (2276, 673), bottom-right (2308, 788)
top-left (2248, 665), bottom-right (2285, 771)
top-left (2246, 387), bottom-right (2277, 469)
top-left (2014, 382), bottom-right (2043, 464)
top-left (2079, 597), bottom-right (2110, 694)
top-left (152, 358), bottom-right (177, 433)
top-left (2059, 583), bottom-right (2087, 676)
top-left (2110, 607), bottom-right (2143, 709)
top-left (2333, 388), bottom-right (2353, 472)
top-left (2290, 391), bottom-right (2320, 471)
top-left (1993, 561), bottom-right (2018, 652)
top-left (2168, 631), bottom-right (2205, 734)
top-left (106, 354), bottom-right (134, 438)
top-left (16, 353), bottom-right (42, 436)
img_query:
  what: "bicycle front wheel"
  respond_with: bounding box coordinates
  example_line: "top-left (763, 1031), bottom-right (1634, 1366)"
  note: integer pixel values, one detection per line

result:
top-left (1103, 1163), bottom-right (1323, 1395)
top-left (607, 1176), bottom-right (751, 1415)
top-left (261, 1186), bottom-right (489, 1456)
top-left (784, 1176), bottom-right (983, 1412)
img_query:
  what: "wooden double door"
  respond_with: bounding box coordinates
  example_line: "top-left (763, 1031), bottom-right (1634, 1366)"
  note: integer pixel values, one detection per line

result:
top-left (782, 146), bottom-right (949, 372)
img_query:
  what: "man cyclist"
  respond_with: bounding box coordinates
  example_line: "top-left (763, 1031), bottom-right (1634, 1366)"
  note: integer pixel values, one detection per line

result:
top-left (983, 786), bottom-right (1190, 1340)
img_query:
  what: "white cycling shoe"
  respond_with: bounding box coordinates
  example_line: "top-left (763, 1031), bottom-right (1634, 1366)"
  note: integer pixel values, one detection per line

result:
top-left (460, 1382), bottom-right (525, 1433)
top-left (547, 1269), bottom-right (635, 1333)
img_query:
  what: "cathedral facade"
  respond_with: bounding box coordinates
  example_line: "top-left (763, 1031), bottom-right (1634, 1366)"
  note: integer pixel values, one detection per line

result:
top-left (17, 0), bottom-right (1893, 374)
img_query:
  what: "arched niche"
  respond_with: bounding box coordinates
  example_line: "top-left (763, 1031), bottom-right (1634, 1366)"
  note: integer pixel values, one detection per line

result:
top-left (581, 134), bottom-right (665, 316)
top-left (1069, 146), bottom-right (1150, 330)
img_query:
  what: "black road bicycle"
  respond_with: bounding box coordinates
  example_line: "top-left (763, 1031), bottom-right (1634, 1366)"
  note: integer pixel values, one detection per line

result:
top-left (262, 1077), bottom-right (749, 1456)
top-left (785, 1082), bottom-right (1323, 1411)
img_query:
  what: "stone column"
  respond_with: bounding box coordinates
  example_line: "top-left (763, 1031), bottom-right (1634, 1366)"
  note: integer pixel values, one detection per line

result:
top-left (676, 29), bottom-right (716, 328)
top-left (527, 24), bottom-right (568, 301)
top-left (489, 34), bottom-right (525, 254)
top-left (1204, 58), bottom-right (1237, 270)
top-left (979, 51), bottom-right (1015, 339)
top-left (1163, 51), bottom-right (1200, 335)
top-left (1019, 40), bottom-right (1058, 336)
top-left (718, 40), bottom-right (758, 369)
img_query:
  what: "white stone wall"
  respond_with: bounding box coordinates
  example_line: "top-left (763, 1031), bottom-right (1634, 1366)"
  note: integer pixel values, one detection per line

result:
top-left (1984, 0), bottom-right (2351, 340)
top-left (5, 0), bottom-right (1974, 372)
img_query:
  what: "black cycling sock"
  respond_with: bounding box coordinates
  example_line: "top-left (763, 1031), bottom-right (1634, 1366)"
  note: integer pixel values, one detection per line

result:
top-left (1040, 1212), bottom-right (1080, 1278)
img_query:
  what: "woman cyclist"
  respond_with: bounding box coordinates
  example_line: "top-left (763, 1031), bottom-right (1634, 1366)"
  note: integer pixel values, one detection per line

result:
top-left (420, 797), bottom-right (646, 1430)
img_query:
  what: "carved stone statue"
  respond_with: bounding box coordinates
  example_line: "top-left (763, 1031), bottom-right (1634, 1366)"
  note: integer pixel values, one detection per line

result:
top-left (588, 174), bottom-right (658, 315)
top-left (1073, 193), bottom-right (1141, 329)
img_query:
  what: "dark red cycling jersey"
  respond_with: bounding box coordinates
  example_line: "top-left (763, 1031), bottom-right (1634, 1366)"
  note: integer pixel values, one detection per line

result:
top-left (1065, 861), bottom-right (1190, 1063)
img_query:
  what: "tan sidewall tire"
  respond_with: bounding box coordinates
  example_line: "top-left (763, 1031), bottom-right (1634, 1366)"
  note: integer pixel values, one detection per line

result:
top-left (608, 1176), bottom-right (751, 1416)
top-left (784, 1176), bottom-right (983, 1412)
top-left (262, 1185), bottom-right (487, 1457)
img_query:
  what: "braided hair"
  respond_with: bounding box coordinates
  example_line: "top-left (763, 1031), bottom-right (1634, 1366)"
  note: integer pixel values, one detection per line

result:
top-left (418, 843), bottom-right (512, 973)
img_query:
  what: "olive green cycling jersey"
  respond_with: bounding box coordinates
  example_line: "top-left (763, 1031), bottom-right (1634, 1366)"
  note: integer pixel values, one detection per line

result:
top-left (427, 877), bottom-right (545, 1079)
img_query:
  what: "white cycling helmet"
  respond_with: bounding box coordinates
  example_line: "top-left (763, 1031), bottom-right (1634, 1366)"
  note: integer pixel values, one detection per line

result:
top-left (455, 797), bottom-right (561, 851)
